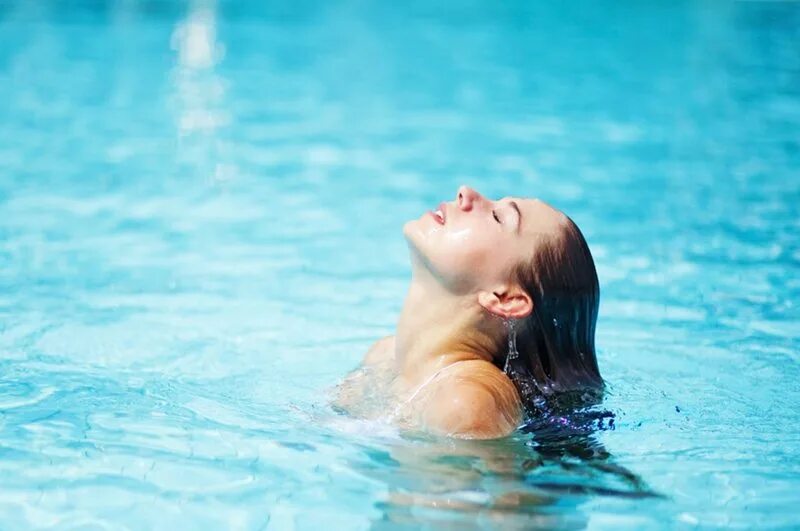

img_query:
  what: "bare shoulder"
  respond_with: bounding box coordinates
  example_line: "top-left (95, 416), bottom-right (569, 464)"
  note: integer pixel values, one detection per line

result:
top-left (362, 335), bottom-right (395, 366)
top-left (332, 335), bottom-right (395, 413)
top-left (421, 360), bottom-right (522, 440)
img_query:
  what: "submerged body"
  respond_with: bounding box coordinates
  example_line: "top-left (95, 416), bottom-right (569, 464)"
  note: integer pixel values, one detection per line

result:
top-left (335, 185), bottom-right (602, 439)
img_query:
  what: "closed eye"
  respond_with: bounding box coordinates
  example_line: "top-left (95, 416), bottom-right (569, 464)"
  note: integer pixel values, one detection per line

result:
top-left (492, 210), bottom-right (501, 224)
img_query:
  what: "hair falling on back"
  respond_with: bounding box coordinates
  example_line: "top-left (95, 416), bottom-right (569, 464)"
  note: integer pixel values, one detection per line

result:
top-left (500, 215), bottom-right (603, 417)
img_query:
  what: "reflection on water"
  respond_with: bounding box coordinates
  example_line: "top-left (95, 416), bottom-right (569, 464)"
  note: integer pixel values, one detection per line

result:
top-left (170, 0), bottom-right (232, 181)
top-left (330, 402), bottom-right (657, 529)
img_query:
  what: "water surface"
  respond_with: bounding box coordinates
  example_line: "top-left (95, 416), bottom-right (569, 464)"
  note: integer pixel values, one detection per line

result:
top-left (1, 0), bottom-right (799, 528)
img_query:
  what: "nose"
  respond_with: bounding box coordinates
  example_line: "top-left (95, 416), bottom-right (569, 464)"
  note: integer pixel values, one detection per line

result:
top-left (456, 185), bottom-right (483, 212)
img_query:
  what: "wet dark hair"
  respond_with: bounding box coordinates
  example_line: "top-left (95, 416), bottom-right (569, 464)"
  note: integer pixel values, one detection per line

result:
top-left (499, 214), bottom-right (603, 417)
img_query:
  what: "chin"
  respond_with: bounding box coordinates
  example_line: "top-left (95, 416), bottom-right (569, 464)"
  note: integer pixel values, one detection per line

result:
top-left (402, 217), bottom-right (431, 243)
top-left (402, 219), bottom-right (426, 252)
top-left (402, 219), bottom-right (432, 260)
top-left (402, 219), bottom-right (416, 238)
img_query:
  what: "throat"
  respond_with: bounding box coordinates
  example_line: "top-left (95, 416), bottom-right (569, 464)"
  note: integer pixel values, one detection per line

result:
top-left (394, 280), bottom-right (497, 386)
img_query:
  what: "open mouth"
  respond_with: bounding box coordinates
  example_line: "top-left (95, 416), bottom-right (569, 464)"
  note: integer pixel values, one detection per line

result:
top-left (430, 202), bottom-right (446, 225)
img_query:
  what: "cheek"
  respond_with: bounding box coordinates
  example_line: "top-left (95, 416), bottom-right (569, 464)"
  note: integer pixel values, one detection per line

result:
top-left (406, 221), bottom-right (515, 289)
top-left (433, 230), bottom-right (506, 286)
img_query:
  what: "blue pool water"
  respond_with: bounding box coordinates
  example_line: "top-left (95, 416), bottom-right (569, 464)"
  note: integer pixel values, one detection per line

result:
top-left (1, 0), bottom-right (799, 528)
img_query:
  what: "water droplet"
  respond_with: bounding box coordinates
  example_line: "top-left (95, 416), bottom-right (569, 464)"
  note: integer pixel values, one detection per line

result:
top-left (503, 319), bottom-right (519, 374)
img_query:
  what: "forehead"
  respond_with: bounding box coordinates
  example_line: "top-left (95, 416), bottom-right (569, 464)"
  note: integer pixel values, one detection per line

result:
top-left (507, 197), bottom-right (567, 236)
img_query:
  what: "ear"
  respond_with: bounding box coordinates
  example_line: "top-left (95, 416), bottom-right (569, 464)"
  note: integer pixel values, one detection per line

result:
top-left (477, 285), bottom-right (533, 320)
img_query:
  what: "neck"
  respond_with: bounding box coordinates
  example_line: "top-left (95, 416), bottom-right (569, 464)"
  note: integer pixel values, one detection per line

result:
top-left (394, 271), bottom-right (500, 385)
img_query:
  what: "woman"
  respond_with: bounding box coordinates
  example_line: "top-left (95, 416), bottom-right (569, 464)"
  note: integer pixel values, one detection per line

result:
top-left (335, 185), bottom-right (602, 439)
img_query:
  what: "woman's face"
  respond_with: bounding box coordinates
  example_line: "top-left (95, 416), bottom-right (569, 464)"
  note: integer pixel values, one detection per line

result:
top-left (404, 185), bottom-right (567, 294)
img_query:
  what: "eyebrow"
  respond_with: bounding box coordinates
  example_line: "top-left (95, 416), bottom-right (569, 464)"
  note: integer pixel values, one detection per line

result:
top-left (509, 201), bottom-right (522, 234)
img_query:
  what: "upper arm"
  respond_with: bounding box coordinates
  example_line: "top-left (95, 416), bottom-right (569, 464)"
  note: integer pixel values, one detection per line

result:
top-left (362, 335), bottom-right (395, 366)
top-left (421, 365), bottom-right (522, 440)
top-left (332, 336), bottom-right (394, 413)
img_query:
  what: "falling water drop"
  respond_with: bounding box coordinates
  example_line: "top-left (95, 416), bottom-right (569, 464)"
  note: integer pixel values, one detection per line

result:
top-left (503, 319), bottom-right (519, 375)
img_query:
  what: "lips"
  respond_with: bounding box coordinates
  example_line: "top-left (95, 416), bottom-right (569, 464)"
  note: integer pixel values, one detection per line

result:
top-left (430, 202), bottom-right (446, 225)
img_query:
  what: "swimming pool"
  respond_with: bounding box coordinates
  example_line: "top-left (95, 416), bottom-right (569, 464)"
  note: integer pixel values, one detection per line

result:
top-left (1, 0), bottom-right (799, 528)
